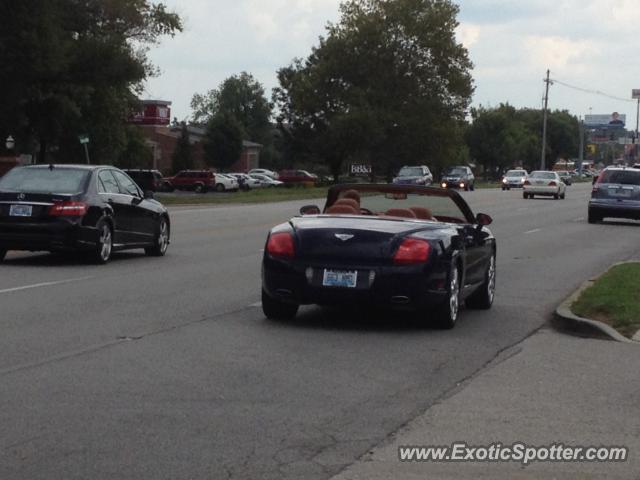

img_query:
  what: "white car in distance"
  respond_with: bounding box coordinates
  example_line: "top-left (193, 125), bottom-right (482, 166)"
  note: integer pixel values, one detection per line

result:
top-left (502, 169), bottom-right (528, 190)
top-left (214, 173), bottom-right (239, 192)
top-left (248, 168), bottom-right (279, 180)
top-left (249, 173), bottom-right (284, 187)
top-left (523, 171), bottom-right (566, 199)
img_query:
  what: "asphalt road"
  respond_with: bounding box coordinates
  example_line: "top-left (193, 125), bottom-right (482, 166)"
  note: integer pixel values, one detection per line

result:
top-left (1, 183), bottom-right (639, 479)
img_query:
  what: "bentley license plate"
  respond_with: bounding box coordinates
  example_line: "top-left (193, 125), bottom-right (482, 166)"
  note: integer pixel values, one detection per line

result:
top-left (9, 204), bottom-right (32, 217)
top-left (322, 269), bottom-right (357, 288)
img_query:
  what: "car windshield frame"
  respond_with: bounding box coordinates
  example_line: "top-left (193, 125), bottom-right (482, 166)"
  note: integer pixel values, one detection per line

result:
top-left (325, 184), bottom-right (476, 224)
top-left (506, 170), bottom-right (526, 176)
top-left (0, 166), bottom-right (91, 195)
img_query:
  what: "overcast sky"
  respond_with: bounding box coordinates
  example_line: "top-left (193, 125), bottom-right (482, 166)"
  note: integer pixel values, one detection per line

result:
top-left (145, 0), bottom-right (640, 128)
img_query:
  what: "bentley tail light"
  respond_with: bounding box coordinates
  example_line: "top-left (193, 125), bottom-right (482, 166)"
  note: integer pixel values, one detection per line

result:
top-left (266, 232), bottom-right (295, 258)
top-left (523, 180), bottom-right (531, 186)
top-left (548, 181), bottom-right (557, 186)
top-left (48, 201), bottom-right (88, 217)
top-left (394, 238), bottom-right (431, 265)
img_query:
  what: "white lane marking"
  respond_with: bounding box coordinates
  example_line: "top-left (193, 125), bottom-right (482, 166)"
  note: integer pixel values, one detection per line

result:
top-left (248, 302), bottom-right (262, 308)
top-left (0, 277), bottom-right (93, 295)
top-left (523, 228), bottom-right (541, 235)
top-left (574, 217), bottom-right (585, 222)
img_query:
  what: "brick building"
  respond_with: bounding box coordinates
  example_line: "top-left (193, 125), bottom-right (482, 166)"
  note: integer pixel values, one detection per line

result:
top-left (132, 100), bottom-right (262, 174)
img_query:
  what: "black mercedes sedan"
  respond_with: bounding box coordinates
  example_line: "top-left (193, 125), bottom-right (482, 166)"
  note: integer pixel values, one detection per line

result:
top-left (0, 165), bottom-right (170, 263)
top-left (261, 184), bottom-right (496, 328)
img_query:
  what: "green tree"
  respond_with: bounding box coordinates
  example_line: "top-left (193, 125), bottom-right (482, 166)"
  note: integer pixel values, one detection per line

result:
top-left (466, 105), bottom-right (580, 175)
top-left (171, 123), bottom-right (193, 173)
top-left (191, 72), bottom-right (272, 144)
top-left (203, 114), bottom-right (243, 171)
top-left (274, 0), bottom-right (474, 180)
top-left (116, 126), bottom-right (153, 169)
top-left (0, 0), bottom-right (182, 163)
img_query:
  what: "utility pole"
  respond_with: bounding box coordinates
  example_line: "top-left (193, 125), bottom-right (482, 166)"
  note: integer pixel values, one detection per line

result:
top-left (540, 69), bottom-right (551, 170)
top-left (578, 118), bottom-right (584, 173)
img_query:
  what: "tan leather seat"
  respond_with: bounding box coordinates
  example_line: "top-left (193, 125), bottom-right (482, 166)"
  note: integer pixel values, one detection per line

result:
top-left (326, 205), bottom-right (359, 215)
top-left (409, 207), bottom-right (435, 221)
top-left (384, 208), bottom-right (417, 219)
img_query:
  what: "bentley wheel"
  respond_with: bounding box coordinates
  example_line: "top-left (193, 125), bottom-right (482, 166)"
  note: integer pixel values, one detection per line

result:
top-left (560, 192), bottom-right (566, 199)
top-left (434, 264), bottom-right (461, 329)
top-left (466, 253), bottom-right (496, 310)
top-left (145, 217), bottom-right (170, 257)
top-left (523, 192), bottom-right (528, 199)
top-left (262, 289), bottom-right (299, 320)
top-left (92, 220), bottom-right (113, 264)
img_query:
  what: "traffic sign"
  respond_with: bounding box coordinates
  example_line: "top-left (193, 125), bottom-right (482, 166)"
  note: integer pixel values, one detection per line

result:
top-left (78, 135), bottom-right (90, 145)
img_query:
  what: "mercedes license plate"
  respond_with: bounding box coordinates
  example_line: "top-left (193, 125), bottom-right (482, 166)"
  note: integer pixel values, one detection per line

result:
top-left (322, 269), bottom-right (358, 288)
top-left (9, 204), bottom-right (33, 217)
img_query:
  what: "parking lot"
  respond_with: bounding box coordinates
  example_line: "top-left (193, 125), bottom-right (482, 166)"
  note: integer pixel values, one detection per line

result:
top-left (2, 182), bottom-right (640, 479)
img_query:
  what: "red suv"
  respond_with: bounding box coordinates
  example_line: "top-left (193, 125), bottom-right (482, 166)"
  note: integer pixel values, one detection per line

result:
top-left (165, 170), bottom-right (215, 193)
top-left (278, 169), bottom-right (318, 185)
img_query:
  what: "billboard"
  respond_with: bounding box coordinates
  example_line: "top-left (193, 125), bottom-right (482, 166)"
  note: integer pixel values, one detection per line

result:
top-left (585, 112), bottom-right (626, 127)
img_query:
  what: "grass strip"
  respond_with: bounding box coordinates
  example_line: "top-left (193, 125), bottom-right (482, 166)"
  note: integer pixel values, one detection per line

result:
top-left (572, 263), bottom-right (640, 338)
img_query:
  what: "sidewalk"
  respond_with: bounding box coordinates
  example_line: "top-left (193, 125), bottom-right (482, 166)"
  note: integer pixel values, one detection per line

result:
top-left (331, 328), bottom-right (640, 479)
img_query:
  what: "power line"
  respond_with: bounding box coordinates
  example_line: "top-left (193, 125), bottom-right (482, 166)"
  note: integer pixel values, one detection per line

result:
top-left (550, 78), bottom-right (634, 103)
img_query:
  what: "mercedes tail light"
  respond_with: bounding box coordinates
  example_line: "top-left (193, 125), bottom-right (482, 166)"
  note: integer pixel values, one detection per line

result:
top-left (393, 238), bottom-right (431, 265)
top-left (266, 232), bottom-right (295, 259)
top-left (48, 201), bottom-right (88, 217)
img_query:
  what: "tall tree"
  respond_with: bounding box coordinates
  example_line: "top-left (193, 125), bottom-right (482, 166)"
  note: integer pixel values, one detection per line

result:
top-left (203, 114), bottom-right (244, 171)
top-left (191, 72), bottom-right (272, 144)
top-left (171, 123), bottom-right (194, 173)
top-left (274, 0), bottom-right (474, 180)
top-left (0, 0), bottom-right (182, 163)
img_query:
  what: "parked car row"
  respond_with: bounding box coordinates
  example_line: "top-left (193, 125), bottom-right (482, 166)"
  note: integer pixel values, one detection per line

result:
top-left (122, 168), bottom-right (319, 194)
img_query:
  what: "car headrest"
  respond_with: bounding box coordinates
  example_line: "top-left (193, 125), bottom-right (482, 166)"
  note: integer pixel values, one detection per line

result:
top-left (340, 189), bottom-right (361, 203)
top-left (326, 205), bottom-right (359, 215)
top-left (384, 208), bottom-right (417, 219)
top-left (409, 207), bottom-right (435, 220)
top-left (333, 198), bottom-right (360, 210)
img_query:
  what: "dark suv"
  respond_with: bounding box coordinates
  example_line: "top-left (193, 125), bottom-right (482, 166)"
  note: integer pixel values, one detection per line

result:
top-left (440, 166), bottom-right (475, 191)
top-left (164, 170), bottom-right (216, 193)
top-left (123, 169), bottom-right (166, 192)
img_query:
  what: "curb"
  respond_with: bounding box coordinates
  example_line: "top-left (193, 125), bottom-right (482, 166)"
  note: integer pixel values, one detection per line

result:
top-left (553, 265), bottom-right (640, 344)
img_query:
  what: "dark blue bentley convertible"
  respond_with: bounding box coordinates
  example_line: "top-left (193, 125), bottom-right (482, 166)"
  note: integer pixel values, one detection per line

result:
top-left (261, 184), bottom-right (496, 328)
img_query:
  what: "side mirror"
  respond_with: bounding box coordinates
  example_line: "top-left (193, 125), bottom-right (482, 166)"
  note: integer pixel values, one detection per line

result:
top-left (476, 213), bottom-right (492, 226)
top-left (144, 190), bottom-right (155, 200)
top-left (300, 205), bottom-right (321, 215)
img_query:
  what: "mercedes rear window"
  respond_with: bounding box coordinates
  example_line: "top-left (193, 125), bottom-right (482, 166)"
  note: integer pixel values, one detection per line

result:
top-left (599, 170), bottom-right (640, 185)
top-left (0, 167), bottom-right (90, 194)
